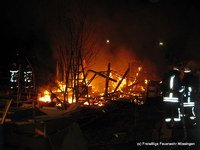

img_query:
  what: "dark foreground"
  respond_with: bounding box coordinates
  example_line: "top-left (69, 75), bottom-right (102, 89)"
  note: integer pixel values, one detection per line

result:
top-left (2, 98), bottom-right (200, 150)
top-left (82, 99), bottom-right (200, 150)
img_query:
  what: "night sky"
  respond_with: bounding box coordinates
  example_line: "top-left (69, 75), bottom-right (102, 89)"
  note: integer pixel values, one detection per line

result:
top-left (2, 0), bottom-right (200, 82)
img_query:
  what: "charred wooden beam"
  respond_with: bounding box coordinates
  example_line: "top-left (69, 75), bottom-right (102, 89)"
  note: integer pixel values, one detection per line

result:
top-left (77, 74), bottom-right (96, 100)
top-left (113, 68), bottom-right (130, 93)
top-left (86, 74), bottom-right (97, 86)
top-left (1, 100), bottom-right (12, 125)
top-left (86, 70), bottom-right (117, 82)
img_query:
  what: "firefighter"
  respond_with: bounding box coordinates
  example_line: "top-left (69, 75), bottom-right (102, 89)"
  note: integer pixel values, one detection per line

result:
top-left (162, 67), bottom-right (183, 126)
top-left (182, 67), bottom-right (197, 122)
top-left (10, 63), bottom-right (19, 91)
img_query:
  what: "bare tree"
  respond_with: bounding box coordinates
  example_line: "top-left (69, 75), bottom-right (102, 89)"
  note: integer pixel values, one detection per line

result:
top-left (53, 0), bottom-right (98, 106)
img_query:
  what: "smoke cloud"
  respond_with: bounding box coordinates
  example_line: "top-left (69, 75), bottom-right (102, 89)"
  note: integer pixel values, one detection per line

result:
top-left (3, 0), bottom-right (200, 84)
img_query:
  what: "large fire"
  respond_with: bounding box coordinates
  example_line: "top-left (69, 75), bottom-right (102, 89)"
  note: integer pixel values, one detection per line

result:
top-left (38, 66), bottom-right (148, 108)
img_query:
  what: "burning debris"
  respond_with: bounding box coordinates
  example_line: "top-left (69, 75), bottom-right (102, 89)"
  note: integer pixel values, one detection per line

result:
top-left (38, 63), bottom-right (149, 108)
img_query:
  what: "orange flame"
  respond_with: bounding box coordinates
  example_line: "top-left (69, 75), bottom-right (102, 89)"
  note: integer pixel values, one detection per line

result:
top-left (38, 65), bottom-right (148, 106)
top-left (39, 90), bottom-right (51, 103)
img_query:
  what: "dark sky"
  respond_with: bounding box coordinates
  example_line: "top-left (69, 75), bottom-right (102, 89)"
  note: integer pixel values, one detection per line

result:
top-left (2, 0), bottom-right (200, 80)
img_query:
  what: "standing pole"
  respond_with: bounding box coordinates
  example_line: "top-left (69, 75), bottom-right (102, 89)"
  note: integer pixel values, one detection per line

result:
top-left (104, 63), bottom-right (111, 100)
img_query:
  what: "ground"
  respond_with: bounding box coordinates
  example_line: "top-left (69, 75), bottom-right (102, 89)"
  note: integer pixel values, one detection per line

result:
top-left (3, 97), bottom-right (200, 150)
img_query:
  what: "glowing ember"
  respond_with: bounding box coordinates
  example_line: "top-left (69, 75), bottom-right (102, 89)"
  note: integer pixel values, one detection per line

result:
top-left (84, 101), bottom-right (90, 105)
top-left (39, 90), bottom-right (51, 103)
top-left (145, 79), bottom-right (148, 84)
